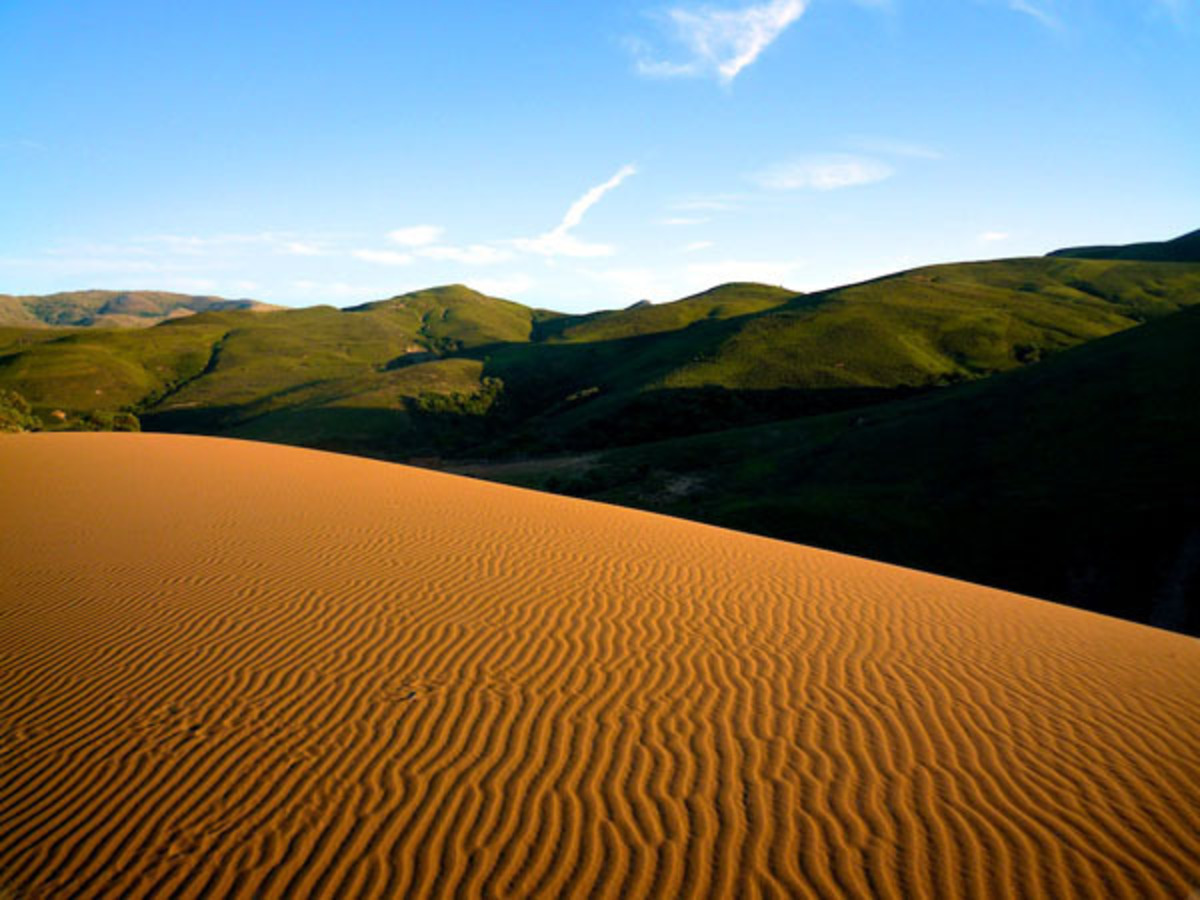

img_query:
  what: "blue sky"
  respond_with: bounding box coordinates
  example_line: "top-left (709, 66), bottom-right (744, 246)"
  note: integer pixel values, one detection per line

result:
top-left (2, 0), bottom-right (1196, 312)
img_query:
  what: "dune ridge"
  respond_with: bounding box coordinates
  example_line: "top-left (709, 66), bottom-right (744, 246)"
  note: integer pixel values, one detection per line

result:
top-left (1, 433), bottom-right (1198, 898)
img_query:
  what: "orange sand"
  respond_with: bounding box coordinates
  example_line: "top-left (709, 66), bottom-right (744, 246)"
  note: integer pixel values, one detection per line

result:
top-left (1, 433), bottom-right (1198, 898)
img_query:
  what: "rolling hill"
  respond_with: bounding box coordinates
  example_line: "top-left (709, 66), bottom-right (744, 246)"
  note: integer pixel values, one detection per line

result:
top-left (1, 234), bottom-right (1197, 631)
top-left (0, 289), bottom-right (278, 329)
top-left (1048, 227), bottom-right (1200, 263)
top-left (4, 257), bottom-right (1199, 451)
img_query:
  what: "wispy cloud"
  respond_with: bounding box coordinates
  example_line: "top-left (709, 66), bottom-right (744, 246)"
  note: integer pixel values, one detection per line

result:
top-left (352, 249), bottom-right (413, 266)
top-left (474, 273), bottom-right (536, 297)
top-left (0, 138), bottom-right (44, 152)
top-left (513, 164), bottom-right (637, 258)
top-left (683, 240), bottom-right (715, 252)
top-left (292, 280), bottom-right (392, 300)
top-left (684, 257), bottom-right (803, 287)
top-left (143, 232), bottom-right (332, 257)
top-left (416, 244), bottom-right (513, 265)
top-left (750, 155), bottom-right (893, 190)
top-left (280, 241), bottom-right (324, 256)
top-left (658, 216), bottom-right (711, 226)
top-left (633, 0), bottom-right (807, 83)
top-left (848, 136), bottom-right (943, 160)
top-left (387, 225), bottom-right (444, 247)
top-left (1008, 0), bottom-right (1060, 29)
top-left (978, 231), bottom-right (1010, 242)
top-left (672, 194), bottom-right (744, 211)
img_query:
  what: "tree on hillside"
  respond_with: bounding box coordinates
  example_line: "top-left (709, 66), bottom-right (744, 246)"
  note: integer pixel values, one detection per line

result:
top-left (0, 389), bottom-right (38, 432)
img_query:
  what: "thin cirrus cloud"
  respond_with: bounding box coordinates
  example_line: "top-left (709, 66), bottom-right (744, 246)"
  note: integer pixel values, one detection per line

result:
top-left (751, 155), bottom-right (894, 190)
top-left (357, 232), bottom-right (512, 267)
top-left (1007, 0), bottom-right (1060, 29)
top-left (848, 136), bottom-right (943, 160)
top-left (512, 164), bottom-right (637, 258)
top-left (978, 231), bottom-right (1010, 242)
top-left (358, 165), bottom-right (638, 268)
top-left (387, 225), bottom-right (444, 247)
top-left (417, 244), bottom-right (513, 265)
top-left (633, 0), bottom-right (807, 83)
top-left (351, 249), bottom-right (413, 266)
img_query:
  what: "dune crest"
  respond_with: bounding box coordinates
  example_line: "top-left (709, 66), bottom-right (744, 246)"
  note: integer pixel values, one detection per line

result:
top-left (1, 433), bottom-right (1198, 898)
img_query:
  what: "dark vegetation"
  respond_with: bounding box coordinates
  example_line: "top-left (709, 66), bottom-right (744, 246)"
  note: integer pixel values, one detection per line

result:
top-left (1, 231), bottom-right (1197, 632)
top-left (1048, 227), bottom-right (1200, 263)
top-left (487, 307), bottom-right (1200, 635)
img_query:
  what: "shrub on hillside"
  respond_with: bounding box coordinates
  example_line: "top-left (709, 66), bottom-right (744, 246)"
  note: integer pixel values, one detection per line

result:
top-left (0, 389), bottom-right (39, 432)
top-left (80, 410), bottom-right (141, 432)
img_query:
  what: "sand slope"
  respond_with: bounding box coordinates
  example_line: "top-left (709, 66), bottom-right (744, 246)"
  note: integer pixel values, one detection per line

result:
top-left (1, 434), bottom-right (1198, 898)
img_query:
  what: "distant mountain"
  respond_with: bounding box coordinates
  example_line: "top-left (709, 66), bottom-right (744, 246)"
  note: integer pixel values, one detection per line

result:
top-left (0, 290), bottom-right (279, 328)
top-left (1048, 228), bottom-right (1200, 263)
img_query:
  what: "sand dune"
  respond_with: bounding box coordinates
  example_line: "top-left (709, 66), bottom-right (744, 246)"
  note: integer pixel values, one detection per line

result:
top-left (1, 433), bottom-right (1198, 898)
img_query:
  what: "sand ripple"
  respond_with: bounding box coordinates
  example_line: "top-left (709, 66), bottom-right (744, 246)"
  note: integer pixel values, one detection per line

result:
top-left (1, 433), bottom-right (1198, 898)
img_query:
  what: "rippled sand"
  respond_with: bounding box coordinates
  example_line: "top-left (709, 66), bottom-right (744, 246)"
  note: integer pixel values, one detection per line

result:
top-left (1, 433), bottom-right (1197, 898)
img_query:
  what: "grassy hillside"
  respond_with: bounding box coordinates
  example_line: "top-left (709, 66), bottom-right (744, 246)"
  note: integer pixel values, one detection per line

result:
top-left (0, 290), bottom-right (278, 328)
top-left (477, 256), bottom-right (1200, 453)
top-left (1048, 228), bottom-right (1200, 263)
top-left (2, 242), bottom-right (1198, 631)
top-left (2, 259), bottom-right (1199, 458)
top-left (478, 305), bottom-right (1200, 634)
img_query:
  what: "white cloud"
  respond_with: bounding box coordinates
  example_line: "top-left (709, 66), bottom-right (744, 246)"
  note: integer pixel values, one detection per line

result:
top-left (513, 164), bottom-right (637, 258)
top-left (659, 216), bottom-right (710, 226)
top-left (683, 241), bottom-right (715, 253)
top-left (143, 232), bottom-right (334, 257)
top-left (160, 277), bottom-right (218, 293)
top-left (280, 241), bottom-right (324, 256)
top-left (580, 266), bottom-right (678, 302)
top-left (292, 280), bottom-right (391, 300)
top-left (1008, 0), bottom-right (1060, 29)
top-left (978, 231), bottom-right (1010, 242)
top-left (580, 257), bottom-right (803, 305)
top-left (473, 273), bottom-right (536, 297)
top-left (848, 136), bottom-right (943, 160)
top-left (0, 255), bottom-right (163, 274)
top-left (387, 225), bottom-right (444, 247)
top-left (352, 249), bottom-right (414, 266)
top-left (417, 244), bottom-right (513, 265)
top-left (634, 0), bottom-right (807, 83)
top-left (751, 155), bottom-right (893, 190)
top-left (684, 258), bottom-right (803, 288)
top-left (672, 195), bottom-right (744, 211)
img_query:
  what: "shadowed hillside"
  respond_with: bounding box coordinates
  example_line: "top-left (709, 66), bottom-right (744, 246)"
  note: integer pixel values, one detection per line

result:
top-left (475, 305), bottom-right (1200, 633)
top-left (2, 237), bottom-right (1198, 631)
top-left (1048, 228), bottom-right (1200, 263)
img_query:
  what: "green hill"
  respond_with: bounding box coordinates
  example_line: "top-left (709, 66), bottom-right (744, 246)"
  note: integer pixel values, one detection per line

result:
top-left (477, 256), bottom-right (1200, 453)
top-left (2, 258), bottom-right (1199, 457)
top-left (480, 304), bottom-right (1200, 634)
top-left (1048, 228), bottom-right (1200, 263)
top-left (0, 289), bottom-right (278, 329)
top-left (1, 239), bottom-right (1198, 632)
